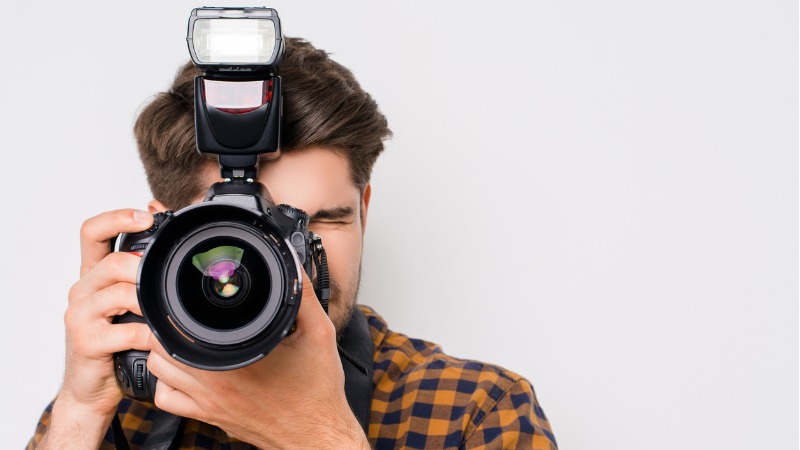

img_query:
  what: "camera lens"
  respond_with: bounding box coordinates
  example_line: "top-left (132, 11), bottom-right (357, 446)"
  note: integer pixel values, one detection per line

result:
top-left (139, 205), bottom-right (301, 369)
top-left (175, 238), bottom-right (270, 331)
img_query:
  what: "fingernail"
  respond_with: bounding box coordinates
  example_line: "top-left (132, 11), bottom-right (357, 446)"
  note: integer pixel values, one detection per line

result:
top-left (134, 210), bottom-right (152, 224)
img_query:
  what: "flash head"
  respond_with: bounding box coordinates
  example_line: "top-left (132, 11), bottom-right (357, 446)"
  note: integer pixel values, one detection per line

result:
top-left (187, 7), bottom-right (283, 73)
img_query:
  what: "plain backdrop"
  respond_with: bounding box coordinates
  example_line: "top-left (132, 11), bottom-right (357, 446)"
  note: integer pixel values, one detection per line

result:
top-left (0, 1), bottom-right (797, 449)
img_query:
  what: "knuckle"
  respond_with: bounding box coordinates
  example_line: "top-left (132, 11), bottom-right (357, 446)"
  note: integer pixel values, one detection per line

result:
top-left (122, 281), bottom-right (137, 295)
top-left (79, 218), bottom-right (95, 240)
top-left (147, 355), bottom-right (160, 374)
top-left (67, 282), bottom-right (81, 303)
top-left (125, 284), bottom-right (140, 302)
top-left (63, 307), bottom-right (76, 329)
top-left (153, 384), bottom-right (167, 408)
top-left (102, 253), bottom-right (134, 279)
top-left (105, 252), bottom-right (125, 271)
top-left (111, 284), bottom-right (138, 312)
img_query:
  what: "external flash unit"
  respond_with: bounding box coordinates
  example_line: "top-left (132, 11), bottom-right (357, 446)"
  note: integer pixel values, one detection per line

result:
top-left (187, 7), bottom-right (284, 179)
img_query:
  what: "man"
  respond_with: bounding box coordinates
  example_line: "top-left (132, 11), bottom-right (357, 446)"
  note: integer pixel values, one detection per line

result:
top-left (28, 37), bottom-right (557, 449)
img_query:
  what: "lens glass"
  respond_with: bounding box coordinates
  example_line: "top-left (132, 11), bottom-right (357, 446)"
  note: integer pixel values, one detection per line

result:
top-left (176, 237), bottom-right (270, 330)
top-left (209, 261), bottom-right (241, 299)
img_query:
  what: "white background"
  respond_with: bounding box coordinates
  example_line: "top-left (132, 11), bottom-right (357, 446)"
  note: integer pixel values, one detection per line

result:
top-left (0, 1), bottom-right (796, 449)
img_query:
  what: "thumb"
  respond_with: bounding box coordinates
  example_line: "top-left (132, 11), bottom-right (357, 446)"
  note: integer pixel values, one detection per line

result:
top-left (292, 268), bottom-right (334, 334)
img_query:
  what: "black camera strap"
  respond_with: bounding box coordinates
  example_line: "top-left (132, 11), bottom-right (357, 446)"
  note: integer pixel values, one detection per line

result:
top-left (112, 413), bottom-right (129, 450)
top-left (336, 308), bottom-right (374, 433)
top-left (311, 234), bottom-right (331, 314)
top-left (112, 407), bottom-right (183, 450)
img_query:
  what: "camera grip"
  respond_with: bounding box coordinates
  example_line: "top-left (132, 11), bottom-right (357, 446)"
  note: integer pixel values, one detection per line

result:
top-left (113, 312), bottom-right (158, 402)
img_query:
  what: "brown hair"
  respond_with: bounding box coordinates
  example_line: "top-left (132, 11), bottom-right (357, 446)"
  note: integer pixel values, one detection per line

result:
top-left (134, 37), bottom-right (392, 210)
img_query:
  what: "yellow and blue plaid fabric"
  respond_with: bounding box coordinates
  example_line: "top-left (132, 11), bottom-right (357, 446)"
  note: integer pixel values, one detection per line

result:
top-left (363, 306), bottom-right (557, 449)
top-left (28, 305), bottom-right (557, 449)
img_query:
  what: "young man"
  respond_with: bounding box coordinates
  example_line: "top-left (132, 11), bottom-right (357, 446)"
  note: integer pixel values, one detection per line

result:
top-left (28, 38), bottom-right (557, 449)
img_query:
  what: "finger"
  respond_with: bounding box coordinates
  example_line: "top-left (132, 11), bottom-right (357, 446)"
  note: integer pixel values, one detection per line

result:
top-left (70, 252), bottom-right (141, 300)
top-left (153, 380), bottom-right (203, 420)
top-left (71, 323), bottom-right (152, 356)
top-left (297, 269), bottom-right (330, 323)
top-left (69, 282), bottom-right (141, 322)
top-left (146, 350), bottom-right (201, 396)
top-left (289, 269), bottom-right (335, 343)
top-left (147, 335), bottom-right (205, 378)
top-left (80, 209), bottom-right (153, 276)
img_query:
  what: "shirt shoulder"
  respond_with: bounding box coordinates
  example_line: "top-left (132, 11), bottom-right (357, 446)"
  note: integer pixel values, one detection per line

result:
top-left (359, 305), bottom-right (557, 449)
top-left (27, 398), bottom-right (254, 450)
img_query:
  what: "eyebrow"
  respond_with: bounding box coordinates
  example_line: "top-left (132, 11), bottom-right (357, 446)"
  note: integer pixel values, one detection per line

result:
top-left (310, 206), bottom-right (356, 221)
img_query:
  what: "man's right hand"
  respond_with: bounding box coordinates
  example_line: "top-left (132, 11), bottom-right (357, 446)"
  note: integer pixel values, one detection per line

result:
top-left (38, 209), bottom-right (155, 450)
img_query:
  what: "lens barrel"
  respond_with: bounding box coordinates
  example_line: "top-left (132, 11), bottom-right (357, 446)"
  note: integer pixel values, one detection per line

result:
top-left (134, 202), bottom-right (304, 370)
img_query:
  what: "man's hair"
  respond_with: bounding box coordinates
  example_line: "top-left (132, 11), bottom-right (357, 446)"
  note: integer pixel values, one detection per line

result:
top-left (134, 37), bottom-right (392, 210)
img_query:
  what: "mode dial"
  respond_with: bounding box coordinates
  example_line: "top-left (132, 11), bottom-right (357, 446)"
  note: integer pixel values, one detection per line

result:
top-left (277, 204), bottom-right (309, 227)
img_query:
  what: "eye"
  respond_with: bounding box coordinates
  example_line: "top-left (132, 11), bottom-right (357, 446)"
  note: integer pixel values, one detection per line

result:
top-left (311, 220), bottom-right (350, 225)
top-left (308, 207), bottom-right (357, 225)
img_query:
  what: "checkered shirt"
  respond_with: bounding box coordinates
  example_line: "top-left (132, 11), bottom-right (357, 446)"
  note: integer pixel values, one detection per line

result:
top-left (28, 305), bottom-right (557, 449)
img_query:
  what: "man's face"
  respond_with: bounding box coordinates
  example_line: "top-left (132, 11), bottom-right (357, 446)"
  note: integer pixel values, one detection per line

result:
top-left (164, 147), bottom-right (370, 334)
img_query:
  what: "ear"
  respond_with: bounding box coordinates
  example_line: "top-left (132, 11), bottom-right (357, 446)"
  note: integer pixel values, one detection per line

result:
top-left (148, 199), bottom-right (170, 213)
top-left (360, 183), bottom-right (372, 233)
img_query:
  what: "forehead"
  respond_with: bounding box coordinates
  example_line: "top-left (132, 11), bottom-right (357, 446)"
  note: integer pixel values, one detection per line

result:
top-left (203, 147), bottom-right (359, 213)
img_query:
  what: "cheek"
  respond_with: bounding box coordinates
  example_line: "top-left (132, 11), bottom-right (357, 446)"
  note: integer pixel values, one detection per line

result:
top-left (311, 228), bottom-right (363, 290)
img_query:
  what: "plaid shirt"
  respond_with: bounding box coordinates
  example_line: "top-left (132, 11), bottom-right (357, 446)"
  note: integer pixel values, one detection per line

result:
top-left (28, 305), bottom-right (557, 449)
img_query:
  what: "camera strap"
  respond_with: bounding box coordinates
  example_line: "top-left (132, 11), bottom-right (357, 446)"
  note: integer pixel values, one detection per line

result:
top-left (112, 406), bottom-right (183, 450)
top-left (311, 235), bottom-right (331, 314)
top-left (335, 307), bottom-right (374, 433)
top-left (112, 413), bottom-right (129, 450)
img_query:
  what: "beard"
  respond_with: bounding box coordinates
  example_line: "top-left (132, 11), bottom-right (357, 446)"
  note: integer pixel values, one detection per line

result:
top-left (326, 262), bottom-right (362, 341)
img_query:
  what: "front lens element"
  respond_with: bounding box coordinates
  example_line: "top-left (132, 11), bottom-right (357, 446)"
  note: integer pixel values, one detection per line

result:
top-left (177, 239), bottom-right (270, 330)
top-left (193, 18), bottom-right (276, 64)
top-left (211, 266), bottom-right (240, 298)
top-left (192, 246), bottom-right (247, 305)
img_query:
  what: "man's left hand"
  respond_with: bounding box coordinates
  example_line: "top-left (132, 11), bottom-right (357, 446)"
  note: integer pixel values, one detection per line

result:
top-left (146, 273), bottom-right (369, 449)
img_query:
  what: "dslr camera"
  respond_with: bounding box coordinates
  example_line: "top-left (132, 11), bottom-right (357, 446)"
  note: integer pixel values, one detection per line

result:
top-left (113, 7), bottom-right (330, 402)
